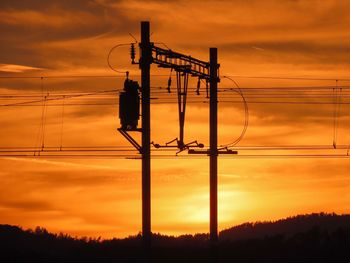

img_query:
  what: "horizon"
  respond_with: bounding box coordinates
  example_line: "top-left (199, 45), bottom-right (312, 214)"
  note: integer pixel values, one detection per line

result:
top-left (1, 0), bottom-right (350, 239)
top-left (2, 211), bottom-right (346, 240)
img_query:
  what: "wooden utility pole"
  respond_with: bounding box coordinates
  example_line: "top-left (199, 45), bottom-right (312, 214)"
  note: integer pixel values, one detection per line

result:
top-left (209, 48), bottom-right (219, 242)
top-left (140, 21), bottom-right (151, 251)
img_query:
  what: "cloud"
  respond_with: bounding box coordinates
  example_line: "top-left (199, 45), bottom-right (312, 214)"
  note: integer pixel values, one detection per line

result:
top-left (0, 1), bottom-right (137, 70)
top-left (218, 41), bottom-right (350, 65)
top-left (0, 64), bottom-right (44, 73)
top-left (3, 157), bottom-right (119, 171)
top-left (0, 1), bottom-right (137, 41)
top-left (0, 199), bottom-right (53, 211)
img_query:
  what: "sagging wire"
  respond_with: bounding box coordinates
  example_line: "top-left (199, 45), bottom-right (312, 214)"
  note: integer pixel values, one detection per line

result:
top-left (219, 76), bottom-right (249, 148)
top-left (59, 95), bottom-right (65, 151)
top-left (34, 77), bottom-right (49, 155)
top-left (332, 80), bottom-right (342, 149)
top-left (129, 33), bottom-right (138, 43)
top-left (154, 42), bottom-right (170, 50)
top-left (41, 91), bottom-right (49, 151)
top-left (33, 78), bottom-right (43, 155)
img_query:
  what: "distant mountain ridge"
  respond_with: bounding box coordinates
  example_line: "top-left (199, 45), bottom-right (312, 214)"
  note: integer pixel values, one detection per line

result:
top-left (1, 212), bottom-right (350, 243)
top-left (220, 212), bottom-right (350, 240)
top-left (1, 212), bottom-right (350, 262)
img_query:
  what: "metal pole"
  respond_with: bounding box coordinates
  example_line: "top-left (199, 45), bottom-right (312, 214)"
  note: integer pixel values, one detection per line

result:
top-left (209, 48), bottom-right (218, 243)
top-left (140, 21), bottom-right (151, 250)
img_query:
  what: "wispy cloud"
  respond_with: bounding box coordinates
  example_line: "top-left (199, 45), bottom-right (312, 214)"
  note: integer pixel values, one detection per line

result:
top-left (1, 157), bottom-right (124, 171)
top-left (0, 64), bottom-right (43, 73)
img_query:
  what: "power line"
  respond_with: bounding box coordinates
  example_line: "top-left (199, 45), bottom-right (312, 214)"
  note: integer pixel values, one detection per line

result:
top-left (1, 153), bottom-right (350, 159)
top-left (1, 78), bottom-right (350, 159)
top-left (223, 75), bottom-right (350, 82)
top-left (2, 74), bottom-right (350, 81)
top-left (0, 75), bottom-right (125, 79)
top-left (2, 101), bottom-right (350, 107)
top-left (1, 145), bottom-right (349, 153)
top-left (0, 89), bottom-right (119, 107)
top-left (0, 74), bottom-right (172, 79)
top-left (59, 95), bottom-right (65, 150)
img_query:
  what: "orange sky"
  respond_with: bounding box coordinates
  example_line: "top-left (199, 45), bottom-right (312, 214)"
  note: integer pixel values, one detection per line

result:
top-left (1, 0), bottom-right (350, 238)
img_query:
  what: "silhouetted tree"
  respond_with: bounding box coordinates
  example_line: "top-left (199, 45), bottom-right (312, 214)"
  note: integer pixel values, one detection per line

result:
top-left (1, 213), bottom-right (350, 263)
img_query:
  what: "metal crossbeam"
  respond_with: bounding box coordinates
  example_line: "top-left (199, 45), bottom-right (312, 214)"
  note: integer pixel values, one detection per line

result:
top-left (151, 45), bottom-right (211, 80)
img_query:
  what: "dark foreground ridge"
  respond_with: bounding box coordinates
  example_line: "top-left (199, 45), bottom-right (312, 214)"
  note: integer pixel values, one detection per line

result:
top-left (1, 213), bottom-right (350, 263)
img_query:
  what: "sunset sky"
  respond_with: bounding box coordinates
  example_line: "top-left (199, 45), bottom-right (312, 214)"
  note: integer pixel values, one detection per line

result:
top-left (1, 0), bottom-right (350, 238)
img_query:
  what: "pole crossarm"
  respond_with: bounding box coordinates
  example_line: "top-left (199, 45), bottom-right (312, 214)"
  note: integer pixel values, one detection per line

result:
top-left (151, 45), bottom-right (214, 80)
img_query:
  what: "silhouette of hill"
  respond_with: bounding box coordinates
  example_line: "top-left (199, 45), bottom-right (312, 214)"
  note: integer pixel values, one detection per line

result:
top-left (0, 213), bottom-right (349, 262)
top-left (220, 212), bottom-right (350, 240)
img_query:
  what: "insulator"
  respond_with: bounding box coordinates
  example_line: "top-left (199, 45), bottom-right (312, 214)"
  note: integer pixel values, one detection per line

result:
top-left (167, 69), bottom-right (173, 93)
top-left (167, 77), bottom-right (172, 93)
top-left (130, 43), bottom-right (136, 63)
top-left (196, 78), bottom-right (200, 95)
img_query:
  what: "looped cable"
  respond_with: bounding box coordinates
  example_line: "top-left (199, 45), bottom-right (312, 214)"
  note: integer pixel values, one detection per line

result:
top-left (107, 43), bottom-right (132, 74)
top-left (219, 76), bottom-right (249, 148)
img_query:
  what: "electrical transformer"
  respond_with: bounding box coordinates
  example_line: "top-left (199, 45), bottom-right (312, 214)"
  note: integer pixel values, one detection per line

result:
top-left (119, 78), bottom-right (140, 130)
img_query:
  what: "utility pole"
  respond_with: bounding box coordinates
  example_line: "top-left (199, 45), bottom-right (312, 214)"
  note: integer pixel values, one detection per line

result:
top-left (140, 21), bottom-right (151, 251)
top-left (209, 48), bottom-right (218, 242)
top-left (119, 22), bottom-right (236, 256)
